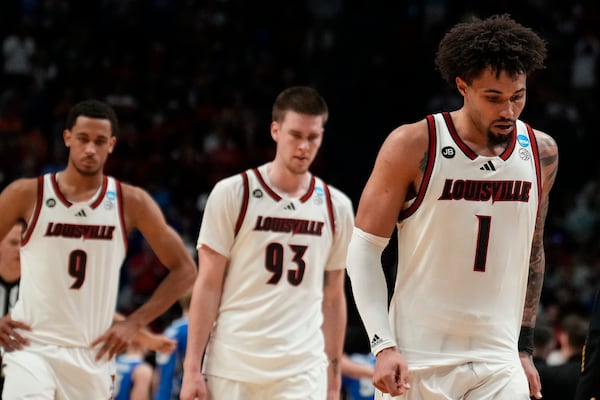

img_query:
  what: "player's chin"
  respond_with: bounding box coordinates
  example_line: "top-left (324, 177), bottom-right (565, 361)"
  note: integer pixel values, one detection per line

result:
top-left (292, 158), bottom-right (311, 172)
top-left (488, 130), bottom-right (513, 146)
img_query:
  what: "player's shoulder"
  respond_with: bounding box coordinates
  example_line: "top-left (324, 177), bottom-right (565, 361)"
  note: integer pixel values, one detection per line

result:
top-left (381, 118), bottom-right (430, 155)
top-left (1, 176), bottom-right (39, 200)
top-left (390, 118), bottom-right (429, 141)
top-left (117, 180), bottom-right (150, 203)
top-left (530, 127), bottom-right (558, 157)
top-left (326, 182), bottom-right (353, 207)
top-left (207, 170), bottom-right (250, 200)
top-left (314, 178), bottom-right (353, 212)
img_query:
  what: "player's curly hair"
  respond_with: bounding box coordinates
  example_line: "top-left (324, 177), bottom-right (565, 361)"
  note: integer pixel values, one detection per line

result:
top-left (435, 14), bottom-right (547, 86)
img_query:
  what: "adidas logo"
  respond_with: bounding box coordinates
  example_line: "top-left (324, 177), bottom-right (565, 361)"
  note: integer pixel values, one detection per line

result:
top-left (480, 160), bottom-right (496, 171)
top-left (75, 209), bottom-right (87, 217)
top-left (283, 202), bottom-right (295, 211)
top-left (371, 334), bottom-right (382, 348)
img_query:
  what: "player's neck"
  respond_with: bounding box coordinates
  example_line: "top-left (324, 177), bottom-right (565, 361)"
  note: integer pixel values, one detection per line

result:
top-left (56, 168), bottom-right (105, 202)
top-left (448, 110), bottom-right (509, 156)
top-left (266, 162), bottom-right (310, 198)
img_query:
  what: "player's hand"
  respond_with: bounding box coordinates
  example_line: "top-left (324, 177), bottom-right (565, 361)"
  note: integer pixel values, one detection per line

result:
top-left (151, 335), bottom-right (177, 354)
top-left (91, 319), bottom-right (139, 361)
top-left (136, 329), bottom-right (177, 354)
top-left (519, 352), bottom-right (542, 399)
top-left (0, 314), bottom-right (30, 351)
top-left (373, 347), bottom-right (411, 396)
top-left (179, 370), bottom-right (208, 400)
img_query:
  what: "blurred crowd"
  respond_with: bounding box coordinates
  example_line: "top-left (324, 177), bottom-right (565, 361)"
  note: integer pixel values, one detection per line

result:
top-left (1, 0), bottom-right (600, 352)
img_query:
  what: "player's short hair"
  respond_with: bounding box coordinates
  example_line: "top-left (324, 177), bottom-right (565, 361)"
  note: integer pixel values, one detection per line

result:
top-left (272, 86), bottom-right (329, 124)
top-left (66, 100), bottom-right (119, 137)
top-left (435, 14), bottom-right (547, 86)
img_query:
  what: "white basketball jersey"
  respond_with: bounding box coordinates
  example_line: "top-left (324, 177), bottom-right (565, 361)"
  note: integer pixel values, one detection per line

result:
top-left (392, 113), bottom-right (541, 367)
top-left (198, 163), bottom-right (354, 383)
top-left (12, 173), bottom-right (127, 347)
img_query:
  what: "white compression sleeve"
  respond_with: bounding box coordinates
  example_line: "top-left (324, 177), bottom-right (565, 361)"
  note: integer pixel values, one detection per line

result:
top-left (346, 227), bottom-right (397, 355)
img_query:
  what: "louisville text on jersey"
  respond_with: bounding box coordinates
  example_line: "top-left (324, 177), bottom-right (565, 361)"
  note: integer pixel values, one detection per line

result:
top-left (253, 216), bottom-right (324, 236)
top-left (438, 179), bottom-right (532, 203)
top-left (44, 222), bottom-right (116, 240)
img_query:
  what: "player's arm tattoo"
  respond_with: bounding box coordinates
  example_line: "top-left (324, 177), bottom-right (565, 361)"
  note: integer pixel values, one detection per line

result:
top-left (419, 150), bottom-right (428, 173)
top-left (330, 357), bottom-right (340, 376)
top-left (523, 133), bottom-right (558, 327)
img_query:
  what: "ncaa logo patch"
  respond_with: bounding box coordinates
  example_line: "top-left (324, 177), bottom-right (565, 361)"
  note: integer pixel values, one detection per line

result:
top-left (313, 186), bottom-right (324, 205)
top-left (517, 134), bottom-right (529, 147)
top-left (107, 190), bottom-right (117, 201)
top-left (442, 146), bottom-right (455, 158)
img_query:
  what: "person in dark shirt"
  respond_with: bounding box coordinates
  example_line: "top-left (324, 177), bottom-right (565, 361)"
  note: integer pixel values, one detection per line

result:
top-left (574, 289), bottom-right (600, 400)
top-left (533, 324), bottom-right (555, 370)
top-left (539, 314), bottom-right (587, 400)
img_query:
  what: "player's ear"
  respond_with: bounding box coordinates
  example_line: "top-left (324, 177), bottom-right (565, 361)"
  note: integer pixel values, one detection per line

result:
top-left (63, 129), bottom-right (72, 147)
top-left (270, 121), bottom-right (279, 142)
top-left (456, 77), bottom-right (468, 96)
top-left (108, 136), bottom-right (117, 154)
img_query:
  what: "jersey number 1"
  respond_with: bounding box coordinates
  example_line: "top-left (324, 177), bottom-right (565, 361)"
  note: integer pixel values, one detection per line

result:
top-left (474, 215), bottom-right (491, 272)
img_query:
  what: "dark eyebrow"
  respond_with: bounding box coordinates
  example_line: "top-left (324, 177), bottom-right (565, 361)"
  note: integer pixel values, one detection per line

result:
top-left (483, 88), bottom-right (526, 95)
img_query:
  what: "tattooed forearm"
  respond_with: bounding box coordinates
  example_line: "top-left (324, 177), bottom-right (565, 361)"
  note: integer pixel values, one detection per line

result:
top-left (330, 357), bottom-right (340, 376)
top-left (522, 131), bottom-right (558, 327)
top-left (523, 179), bottom-right (551, 327)
top-left (522, 223), bottom-right (546, 327)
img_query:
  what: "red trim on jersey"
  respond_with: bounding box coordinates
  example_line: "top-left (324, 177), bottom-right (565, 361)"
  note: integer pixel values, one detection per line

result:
top-left (115, 179), bottom-right (128, 252)
top-left (442, 112), bottom-right (516, 160)
top-left (235, 171), bottom-right (250, 236)
top-left (253, 168), bottom-right (281, 201)
top-left (526, 124), bottom-right (543, 212)
top-left (399, 115), bottom-right (437, 220)
top-left (323, 182), bottom-right (336, 235)
top-left (90, 176), bottom-right (108, 209)
top-left (51, 173), bottom-right (72, 207)
top-left (442, 112), bottom-right (476, 159)
top-left (22, 176), bottom-right (44, 246)
top-left (500, 127), bottom-right (517, 161)
top-left (299, 176), bottom-right (316, 203)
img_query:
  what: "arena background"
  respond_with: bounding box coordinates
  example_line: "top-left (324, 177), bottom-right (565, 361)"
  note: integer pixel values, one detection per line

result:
top-left (1, 0), bottom-right (599, 353)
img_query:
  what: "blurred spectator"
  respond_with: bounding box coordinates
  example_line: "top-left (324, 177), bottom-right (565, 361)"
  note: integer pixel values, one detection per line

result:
top-left (533, 324), bottom-right (556, 370)
top-left (539, 314), bottom-right (588, 400)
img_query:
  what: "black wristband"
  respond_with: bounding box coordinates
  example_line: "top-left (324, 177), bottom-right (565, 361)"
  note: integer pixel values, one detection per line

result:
top-left (518, 326), bottom-right (534, 355)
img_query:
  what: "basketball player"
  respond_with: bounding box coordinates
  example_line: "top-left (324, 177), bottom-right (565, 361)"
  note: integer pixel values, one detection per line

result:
top-left (154, 293), bottom-right (191, 400)
top-left (180, 86), bottom-right (355, 400)
top-left (114, 340), bottom-right (154, 400)
top-left (345, 15), bottom-right (558, 400)
top-left (0, 99), bottom-right (197, 398)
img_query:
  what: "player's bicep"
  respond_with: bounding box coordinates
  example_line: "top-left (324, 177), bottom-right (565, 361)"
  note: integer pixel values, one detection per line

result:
top-left (0, 178), bottom-right (37, 237)
top-left (197, 245), bottom-right (228, 290)
top-left (323, 269), bottom-right (345, 301)
top-left (355, 126), bottom-right (424, 236)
